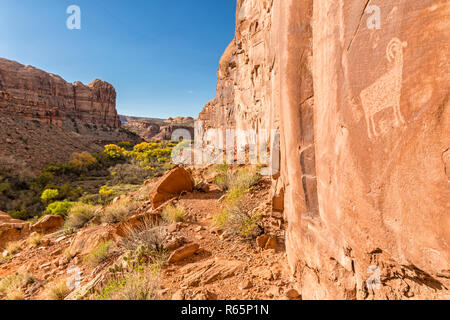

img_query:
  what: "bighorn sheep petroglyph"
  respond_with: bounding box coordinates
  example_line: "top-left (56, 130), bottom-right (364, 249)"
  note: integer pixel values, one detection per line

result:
top-left (360, 38), bottom-right (407, 139)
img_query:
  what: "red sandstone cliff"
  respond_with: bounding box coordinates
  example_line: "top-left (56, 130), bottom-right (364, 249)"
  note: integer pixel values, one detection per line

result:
top-left (0, 58), bottom-right (140, 171)
top-left (0, 58), bottom-right (121, 128)
top-left (199, 0), bottom-right (449, 299)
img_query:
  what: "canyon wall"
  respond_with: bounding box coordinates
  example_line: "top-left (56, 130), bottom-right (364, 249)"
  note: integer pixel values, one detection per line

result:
top-left (0, 58), bottom-right (121, 128)
top-left (199, 0), bottom-right (449, 299)
top-left (0, 58), bottom-right (140, 171)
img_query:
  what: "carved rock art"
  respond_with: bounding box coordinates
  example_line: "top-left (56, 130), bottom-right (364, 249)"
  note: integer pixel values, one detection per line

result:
top-left (360, 38), bottom-right (407, 139)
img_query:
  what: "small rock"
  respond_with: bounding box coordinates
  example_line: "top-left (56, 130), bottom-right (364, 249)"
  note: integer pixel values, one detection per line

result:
top-left (266, 286), bottom-right (281, 298)
top-left (256, 234), bottom-right (269, 248)
top-left (166, 237), bottom-right (185, 251)
top-left (168, 243), bottom-right (200, 263)
top-left (194, 225), bottom-right (204, 232)
top-left (167, 223), bottom-right (178, 233)
top-left (172, 289), bottom-right (185, 300)
top-left (265, 237), bottom-right (278, 250)
top-left (239, 280), bottom-right (253, 290)
top-left (55, 236), bottom-right (66, 243)
top-left (285, 289), bottom-right (300, 300)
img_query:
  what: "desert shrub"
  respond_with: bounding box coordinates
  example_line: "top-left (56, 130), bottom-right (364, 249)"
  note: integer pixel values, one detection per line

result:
top-left (162, 204), bottom-right (185, 223)
top-left (117, 141), bottom-right (133, 150)
top-left (8, 209), bottom-right (29, 220)
top-left (99, 185), bottom-right (115, 196)
top-left (64, 203), bottom-right (100, 230)
top-left (0, 272), bottom-right (35, 300)
top-left (214, 200), bottom-right (262, 240)
top-left (94, 271), bottom-right (158, 300)
top-left (212, 163), bottom-right (231, 190)
top-left (5, 241), bottom-right (22, 256)
top-left (41, 189), bottom-right (59, 204)
top-left (84, 241), bottom-right (113, 267)
top-left (45, 200), bottom-right (76, 217)
top-left (101, 197), bottom-right (138, 224)
top-left (27, 233), bottom-right (43, 247)
top-left (104, 144), bottom-right (126, 160)
top-left (70, 152), bottom-right (97, 172)
top-left (109, 162), bottom-right (153, 185)
top-left (45, 280), bottom-right (71, 300)
top-left (120, 219), bottom-right (168, 270)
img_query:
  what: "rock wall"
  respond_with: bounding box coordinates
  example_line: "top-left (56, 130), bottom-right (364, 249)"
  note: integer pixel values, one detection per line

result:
top-left (199, 0), bottom-right (449, 299)
top-left (0, 58), bottom-right (121, 128)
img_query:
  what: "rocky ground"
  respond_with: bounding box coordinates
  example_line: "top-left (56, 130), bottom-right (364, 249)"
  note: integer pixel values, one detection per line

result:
top-left (0, 165), bottom-right (300, 301)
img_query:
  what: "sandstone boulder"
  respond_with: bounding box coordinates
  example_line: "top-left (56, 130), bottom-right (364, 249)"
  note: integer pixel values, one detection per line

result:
top-left (149, 167), bottom-right (194, 209)
top-left (0, 211), bottom-right (30, 249)
top-left (68, 225), bottom-right (115, 257)
top-left (31, 215), bottom-right (63, 234)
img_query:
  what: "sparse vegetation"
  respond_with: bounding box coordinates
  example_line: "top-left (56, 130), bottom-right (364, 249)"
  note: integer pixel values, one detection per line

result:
top-left (213, 166), bottom-right (262, 240)
top-left (64, 203), bottom-right (100, 230)
top-left (93, 270), bottom-right (158, 300)
top-left (27, 233), bottom-right (43, 247)
top-left (0, 272), bottom-right (35, 300)
top-left (101, 197), bottom-right (139, 224)
top-left (83, 240), bottom-right (113, 267)
top-left (162, 204), bottom-right (185, 223)
top-left (0, 140), bottom-right (181, 221)
top-left (45, 279), bottom-right (71, 300)
top-left (5, 241), bottom-right (22, 256)
top-left (120, 219), bottom-right (168, 270)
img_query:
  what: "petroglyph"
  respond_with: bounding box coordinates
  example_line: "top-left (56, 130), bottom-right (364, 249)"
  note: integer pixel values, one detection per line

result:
top-left (360, 38), bottom-right (407, 139)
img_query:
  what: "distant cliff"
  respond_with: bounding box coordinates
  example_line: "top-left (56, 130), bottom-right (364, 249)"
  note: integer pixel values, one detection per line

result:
top-left (0, 58), bottom-right (140, 172)
top-left (0, 58), bottom-right (121, 128)
top-left (121, 115), bottom-right (195, 141)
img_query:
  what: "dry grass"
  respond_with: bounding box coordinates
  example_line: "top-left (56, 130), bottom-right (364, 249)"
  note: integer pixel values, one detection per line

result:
top-left (27, 233), bottom-right (43, 247)
top-left (64, 203), bottom-right (100, 230)
top-left (83, 241), bottom-right (113, 267)
top-left (162, 204), bottom-right (185, 223)
top-left (120, 218), bottom-right (168, 270)
top-left (5, 241), bottom-right (22, 256)
top-left (45, 280), bottom-right (71, 300)
top-left (110, 272), bottom-right (158, 300)
top-left (213, 166), bottom-right (262, 239)
top-left (101, 197), bottom-right (139, 224)
top-left (94, 270), bottom-right (159, 300)
top-left (0, 272), bottom-right (35, 300)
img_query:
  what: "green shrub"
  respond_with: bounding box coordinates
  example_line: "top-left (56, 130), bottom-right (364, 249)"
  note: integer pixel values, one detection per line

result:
top-left (45, 200), bottom-right (76, 217)
top-left (41, 189), bottom-right (59, 203)
top-left (99, 185), bottom-right (115, 196)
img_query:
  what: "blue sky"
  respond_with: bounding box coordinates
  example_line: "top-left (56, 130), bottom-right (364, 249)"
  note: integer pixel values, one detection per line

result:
top-left (0, 0), bottom-right (236, 118)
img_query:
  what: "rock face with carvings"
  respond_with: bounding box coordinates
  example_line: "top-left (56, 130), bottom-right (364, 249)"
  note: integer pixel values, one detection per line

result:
top-left (0, 58), bottom-right (120, 128)
top-left (198, 0), bottom-right (449, 299)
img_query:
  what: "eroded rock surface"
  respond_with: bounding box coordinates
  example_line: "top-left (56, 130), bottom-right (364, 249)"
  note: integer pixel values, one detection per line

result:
top-left (198, 0), bottom-right (449, 299)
